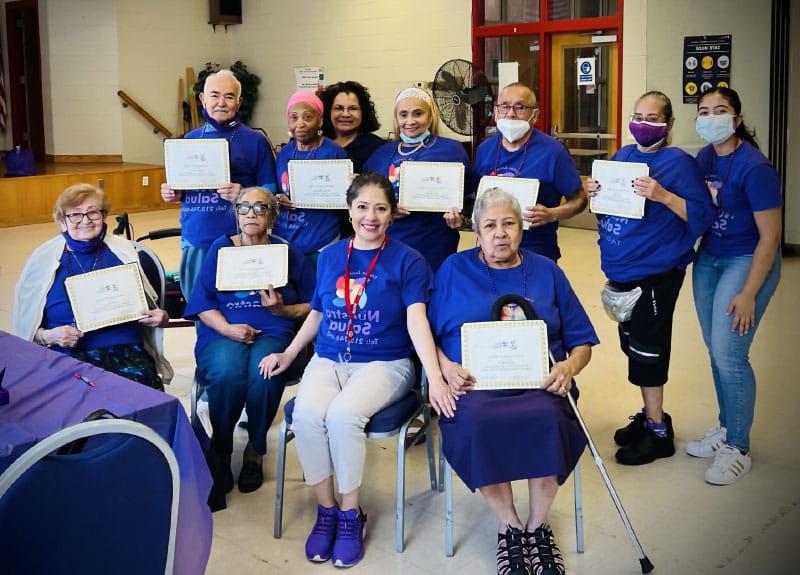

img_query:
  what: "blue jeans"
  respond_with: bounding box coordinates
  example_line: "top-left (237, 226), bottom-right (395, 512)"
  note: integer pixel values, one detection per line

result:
top-left (196, 335), bottom-right (288, 456)
top-left (692, 251), bottom-right (781, 452)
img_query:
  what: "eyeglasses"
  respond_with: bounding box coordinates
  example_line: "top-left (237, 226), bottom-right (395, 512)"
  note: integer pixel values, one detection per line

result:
top-left (64, 210), bottom-right (104, 224)
top-left (332, 105), bottom-right (361, 114)
top-left (630, 114), bottom-right (665, 123)
top-left (495, 104), bottom-right (536, 116)
top-left (236, 202), bottom-right (276, 216)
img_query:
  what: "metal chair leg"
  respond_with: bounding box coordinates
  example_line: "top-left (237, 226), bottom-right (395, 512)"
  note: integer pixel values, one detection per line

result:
top-left (423, 406), bottom-right (437, 490)
top-left (273, 421), bottom-right (291, 539)
top-left (438, 431), bottom-right (446, 492)
top-left (444, 459), bottom-right (454, 557)
top-left (574, 460), bottom-right (584, 553)
top-left (396, 422), bottom-right (408, 553)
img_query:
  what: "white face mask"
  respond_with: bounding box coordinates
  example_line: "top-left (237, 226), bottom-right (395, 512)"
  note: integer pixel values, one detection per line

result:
top-left (696, 113), bottom-right (736, 145)
top-left (496, 118), bottom-right (531, 143)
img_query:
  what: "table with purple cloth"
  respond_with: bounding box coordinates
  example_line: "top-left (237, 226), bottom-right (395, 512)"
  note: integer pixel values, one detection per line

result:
top-left (0, 331), bottom-right (213, 575)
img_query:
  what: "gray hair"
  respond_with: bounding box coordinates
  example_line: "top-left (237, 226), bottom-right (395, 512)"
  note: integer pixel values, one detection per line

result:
top-left (471, 187), bottom-right (523, 233)
top-left (204, 69), bottom-right (242, 99)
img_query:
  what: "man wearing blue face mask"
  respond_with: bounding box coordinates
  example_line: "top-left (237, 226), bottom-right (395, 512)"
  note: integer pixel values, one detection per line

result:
top-left (474, 83), bottom-right (586, 262)
top-left (161, 69), bottom-right (278, 301)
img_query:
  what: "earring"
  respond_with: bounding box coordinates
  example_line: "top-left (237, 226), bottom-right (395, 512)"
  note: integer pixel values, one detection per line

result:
top-left (348, 217), bottom-right (352, 223)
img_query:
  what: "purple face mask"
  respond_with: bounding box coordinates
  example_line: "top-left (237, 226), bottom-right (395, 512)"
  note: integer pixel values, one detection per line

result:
top-left (629, 120), bottom-right (669, 148)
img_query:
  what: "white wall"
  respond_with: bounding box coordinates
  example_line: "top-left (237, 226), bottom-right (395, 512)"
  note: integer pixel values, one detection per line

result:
top-left (116, 0), bottom-right (231, 164)
top-left (644, 0), bottom-right (772, 154)
top-left (38, 0), bottom-right (123, 156)
top-left (232, 0), bottom-right (472, 145)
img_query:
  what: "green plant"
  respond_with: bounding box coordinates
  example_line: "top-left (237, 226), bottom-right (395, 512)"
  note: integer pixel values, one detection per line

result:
top-left (194, 60), bottom-right (261, 125)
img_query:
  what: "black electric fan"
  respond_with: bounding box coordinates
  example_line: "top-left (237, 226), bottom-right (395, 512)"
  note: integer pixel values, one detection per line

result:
top-left (431, 59), bottom-right (494, 136)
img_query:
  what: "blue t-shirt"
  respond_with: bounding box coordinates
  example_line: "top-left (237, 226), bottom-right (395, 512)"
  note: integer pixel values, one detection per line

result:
top-left (429, 248), bottom-right (599, 364)
top-left (311, 238), bottom-right (432, 362)
top-left (474, 130), bottom-right (582, 261)
top-left (363, 136), bottom-right (474, 271)
top-left (273, 138), bottom-right (349, 255)
top-left (596, 145), bottom-right (715, 282)
top-left (183, 234), bottom-right (316, 355)
top-left (44, 248), bottom-right (143, 355)
top-left (180, 123), bottom-right (277, 250)
top-left (695, 141), bottom-right (783, 257)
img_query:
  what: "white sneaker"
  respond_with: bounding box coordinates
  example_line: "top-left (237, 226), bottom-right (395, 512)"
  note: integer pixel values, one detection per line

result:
top-left (687, 426), bottom-right (727, 457)
top-left (705, 445), bottom-right (751, 485)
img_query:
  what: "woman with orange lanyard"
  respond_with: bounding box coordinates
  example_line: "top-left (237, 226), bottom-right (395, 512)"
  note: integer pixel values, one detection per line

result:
top-left (688, 87), bottom-right (782, 485)
top-left (259, 172), bottom-right (447, 567)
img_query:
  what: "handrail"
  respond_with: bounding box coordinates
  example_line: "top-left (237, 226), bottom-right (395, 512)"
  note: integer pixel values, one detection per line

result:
top-left (117, 90), bottom-right (173, 138)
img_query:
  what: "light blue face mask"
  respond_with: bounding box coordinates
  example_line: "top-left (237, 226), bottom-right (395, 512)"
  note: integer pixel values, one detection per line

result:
top-left (399, 130), bottom-right (431, 144)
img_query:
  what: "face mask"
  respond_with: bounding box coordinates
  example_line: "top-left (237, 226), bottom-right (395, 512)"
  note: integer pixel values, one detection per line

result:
top-left (399, 130), bottom-right (430, 144)
top-left (496, 119), bottom-right (531, 143)
top-left (696, 113), bottom-right (736, 145)
top-left (628, 121), bottom-right (669, 148)
top-left (62, 223), bottom-right (108, 254)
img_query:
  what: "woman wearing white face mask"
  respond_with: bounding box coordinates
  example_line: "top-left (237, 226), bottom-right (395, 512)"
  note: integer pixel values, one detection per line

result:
top-left (585, 91), bottom-right (715, 467)
top-left (688, 87), bottom-right (782, 486)
top-left (474, 82), bottom-right (587, 262)
top-left (363, 87), bottom-right (473, 271)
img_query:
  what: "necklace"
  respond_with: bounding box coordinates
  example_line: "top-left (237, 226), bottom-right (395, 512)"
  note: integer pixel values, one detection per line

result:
top-left (481, 249), bottom-right (527, 298)
top-left (395, 134), bottom-right (436, 158)
top-left (491, 135), bottom-right (531, 176)
top-left (292, 138), bottom-right (323, 160)
top-left (710, 139), bottom-right (741, 212)
top-left (64, 244), bottom-right (104, 276)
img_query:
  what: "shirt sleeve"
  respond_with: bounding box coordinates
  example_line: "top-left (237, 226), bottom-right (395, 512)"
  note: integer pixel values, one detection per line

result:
top-left (673, 152), bottom-right (716, 238)
top-left (552, 263), bottom-right (599, 352)
top-left (744, 163), bottom-right (783, 212)
top-left (183, 240), bottom-right (223, 319)
top-left (401, 250), bottom-right (433, 308)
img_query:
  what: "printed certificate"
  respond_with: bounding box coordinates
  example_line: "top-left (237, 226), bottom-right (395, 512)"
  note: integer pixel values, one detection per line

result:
top-left (461, 320), bottom-right (549, 390)
top-left (65, 263), bottom-right (148, 333)
top-left (589, 160), bottom-right (649, 219)
top-left (477, 175), bottom-right (540, 230)
top-left (288, 159), bottom-right (353, 209)
top-left (164, 138), bottom-right (230, 190)
top-left (215, 243), bottom-right (289, 291)
top-left (398, 161), bottom-right (464, 212)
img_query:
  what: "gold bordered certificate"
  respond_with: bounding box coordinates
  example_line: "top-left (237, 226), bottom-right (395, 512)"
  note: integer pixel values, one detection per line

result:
top-left (589, 160), bottom-right (649, 219)
top-left (477, 175), bottom-right (540, 230)
top-left (215, 244), bottom-right (289, 291)
top-left (65, 263), bottom-right (148, 333)
top-left (164, 138), bottom-right (231, 190)
top-left (461, 320), bottom-right (549, 390)
top-left (398, 161), bottom-right (464, 212)
top-left (288, 159), bottom-right (353, 209)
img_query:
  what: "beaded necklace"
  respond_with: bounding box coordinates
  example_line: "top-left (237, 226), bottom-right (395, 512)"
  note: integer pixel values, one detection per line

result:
top-left (491, 135), bottom-right (531, 177)
top-left (481, 250), bottom-right (527, 299)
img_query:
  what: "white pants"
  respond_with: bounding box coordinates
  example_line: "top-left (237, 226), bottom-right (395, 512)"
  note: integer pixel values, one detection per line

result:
top-left (292, 354), bottom-right (415, 494)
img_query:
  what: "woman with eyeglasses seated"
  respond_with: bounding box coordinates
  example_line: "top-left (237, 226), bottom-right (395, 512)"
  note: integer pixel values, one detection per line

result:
top-left (273, 91), bottom-right (349, 263)
top-left (428, 188), bottom-right (598, 575)
top-left (184, 187), bottom-right (316, 493)
top-left (12, 183), bottom-right (172, 390)
top-left (363, 86), bottom-right (473, 271)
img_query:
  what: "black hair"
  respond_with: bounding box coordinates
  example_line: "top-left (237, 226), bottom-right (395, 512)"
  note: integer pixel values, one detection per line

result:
top-left (634, 90), bottom-right (674, 147)
top-left (320, 81), bottom-right (381, 139)
top-left (346, 172), bottom-right (397, 211)
top-left (698, 87), bottom-right (759, 149)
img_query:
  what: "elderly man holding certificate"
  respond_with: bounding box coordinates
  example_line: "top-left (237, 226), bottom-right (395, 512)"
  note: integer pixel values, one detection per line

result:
top-left (474, 83), bottom-right (586, 263)
top-left (160, 69), bottom-right (278, 301)
top-left (184, 187), bottom-right (315, 493)
top-left (586, 91), bottom-right (714, 467)
top-left (12, 184), bottom-right (172, 390)
top-left (428, 188), bottom-right (598, 575)
top-left (363, 87), bottom-right (472, 271)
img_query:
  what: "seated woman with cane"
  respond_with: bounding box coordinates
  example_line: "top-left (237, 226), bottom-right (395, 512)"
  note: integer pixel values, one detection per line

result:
top-left (428, 188), bottom-right (598, 575)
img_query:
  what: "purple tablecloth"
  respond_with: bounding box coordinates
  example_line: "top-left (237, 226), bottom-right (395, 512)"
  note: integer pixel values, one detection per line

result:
top-left (0, 331), bottom-right (213, 575)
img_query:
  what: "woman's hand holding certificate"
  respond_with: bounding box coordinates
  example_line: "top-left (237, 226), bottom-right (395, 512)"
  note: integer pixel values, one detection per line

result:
top-left (65, 263), bottom-right (148, 333)
top-left (288, 159), bottom-right (353, 209)
top-left (399, 161), bottom-right (464, 212)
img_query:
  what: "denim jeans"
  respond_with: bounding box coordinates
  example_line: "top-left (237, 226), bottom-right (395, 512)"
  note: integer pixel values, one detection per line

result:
top-left (692, 251), bottom-right (781, 452)
top-left (196, 335), bottom-right (288, 456)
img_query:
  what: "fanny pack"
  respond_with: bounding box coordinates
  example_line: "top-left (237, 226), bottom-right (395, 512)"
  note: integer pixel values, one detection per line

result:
top-left (601, 283), bottom-right (642, 323)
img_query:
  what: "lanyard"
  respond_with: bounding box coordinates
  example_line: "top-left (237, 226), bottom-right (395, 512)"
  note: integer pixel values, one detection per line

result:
top-left (710, 143), bottom-right (739, 212)
top-left (491, 135), bottom-right (530, 176)
top-left (342, 235), bottom-right (388, 362)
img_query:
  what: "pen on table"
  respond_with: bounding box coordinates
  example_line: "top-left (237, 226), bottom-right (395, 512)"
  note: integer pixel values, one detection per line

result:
top-left (74, 373), bottom-right (96, 387)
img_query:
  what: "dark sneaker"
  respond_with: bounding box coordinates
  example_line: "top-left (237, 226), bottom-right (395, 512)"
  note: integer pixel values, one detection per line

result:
top-left (497, 525), bottom-right (529, 575)
top-left (525, 523), bottom-right (564, 575)
top-left (237, 460), bottom-right (263, 493)
top-left (613, 411), bottom-right (646, 446)
top-left (615, 425), bottom-right (676, 465)
top-left (305, 505), bottom-right (339, 563)
top-left (332, 507), bottom-right (366, 568)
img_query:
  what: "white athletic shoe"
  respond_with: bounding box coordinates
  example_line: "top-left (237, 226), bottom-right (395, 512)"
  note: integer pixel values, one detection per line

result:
top-left (705, 444), bottom-right (751, 485)
top-left (686, 426), bottom-right (727, 458)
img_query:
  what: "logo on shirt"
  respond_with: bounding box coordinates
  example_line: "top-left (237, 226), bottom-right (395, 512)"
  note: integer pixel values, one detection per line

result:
top-left (281, 171), bottom-right (290, 193)
top-left (490, 167), bottom-right (519, 177)
top-left (333, 275), bottom-right (368, 308)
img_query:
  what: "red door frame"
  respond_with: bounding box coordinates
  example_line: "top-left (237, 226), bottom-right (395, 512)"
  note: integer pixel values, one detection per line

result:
top-left (472, 0), bottom-right (624, 150)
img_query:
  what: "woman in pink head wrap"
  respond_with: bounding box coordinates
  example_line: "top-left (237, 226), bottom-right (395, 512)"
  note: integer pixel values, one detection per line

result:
top-left (273, 91), bottom-right (349, 262)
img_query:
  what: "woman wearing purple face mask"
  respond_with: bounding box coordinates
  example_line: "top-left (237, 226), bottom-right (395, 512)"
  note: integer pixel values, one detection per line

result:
top-left (586, 91), bottom-right (715, 466)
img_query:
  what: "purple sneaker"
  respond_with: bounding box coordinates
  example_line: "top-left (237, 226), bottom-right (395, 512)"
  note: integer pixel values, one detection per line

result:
top-left (332, 508), bottom-right (367, 568)
top-left (305, 505), bottom-right (338, 562)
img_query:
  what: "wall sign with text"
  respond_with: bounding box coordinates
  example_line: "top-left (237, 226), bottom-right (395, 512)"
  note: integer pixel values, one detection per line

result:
top-left (682, 35), bottom-right (732, 103)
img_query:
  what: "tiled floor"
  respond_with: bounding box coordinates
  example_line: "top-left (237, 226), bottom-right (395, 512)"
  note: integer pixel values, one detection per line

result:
top-left (2, 209), bottom-right (798, 574)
